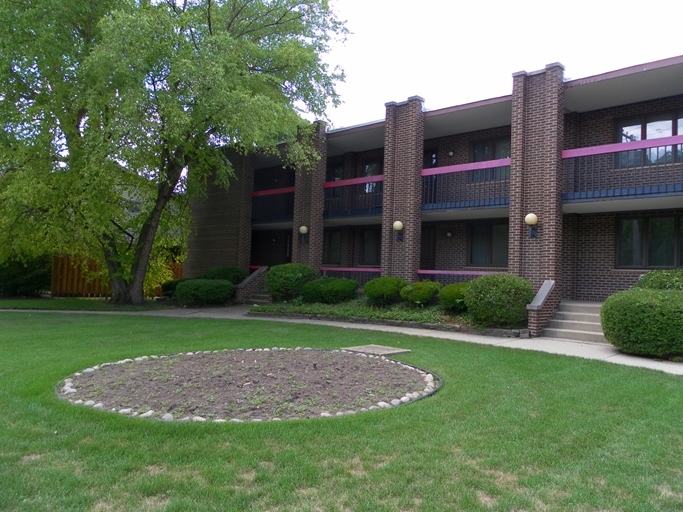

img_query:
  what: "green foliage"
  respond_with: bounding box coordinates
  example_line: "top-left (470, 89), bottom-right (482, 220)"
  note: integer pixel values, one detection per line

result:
top-left (400, 281), bottom-right (441, 307)
top-left (301, 277), bottom-right (358, 304)
top-left (364, 277), bottom-right (408, 307)
top-left (161, 279), bottom-right (183, 298)
top-left (265, 264), bottom-right (319, 302)
top-left (200, 266), bottom-right (246, 285)
top-left (465, 274), bottom-right (532, 327)
top-left (633, 269), bottom-right (683, 291)
top-left (439, 282), bottom-right (470, 313)
top-left (174, 279), bottom-right (235, 307)
top-left (602, 288), bottom-right (683, 357)
top-left (0, 0), bottom-right (346, 304)
top-left (0, 256), bottom-right (52, 297)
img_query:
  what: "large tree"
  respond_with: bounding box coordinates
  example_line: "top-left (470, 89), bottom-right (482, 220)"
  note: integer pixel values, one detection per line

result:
top-left (0, 0), bottom-right (345, 303)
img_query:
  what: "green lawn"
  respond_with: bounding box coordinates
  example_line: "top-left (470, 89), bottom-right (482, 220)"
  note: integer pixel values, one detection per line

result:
top-left (2, 311), bottom-right (683, 511)
top-left (0, 297), bottom-right (175, 311)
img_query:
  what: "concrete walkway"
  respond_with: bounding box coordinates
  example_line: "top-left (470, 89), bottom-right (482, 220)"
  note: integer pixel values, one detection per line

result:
top-left (18, 304), bottom-right (680, 376)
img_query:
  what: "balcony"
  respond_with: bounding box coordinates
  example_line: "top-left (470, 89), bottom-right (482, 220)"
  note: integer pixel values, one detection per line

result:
top-left (563, 135), bottom-right (683, 202)
top-left (421, 159), bottom-right (510, 210)
top-left (251, 187), bottom-right (295, 223)
top-left (323, 176), bottom-right (384, 218)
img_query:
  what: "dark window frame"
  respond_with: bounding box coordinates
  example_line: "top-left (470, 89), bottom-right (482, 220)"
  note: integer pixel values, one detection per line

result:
top-left (468, 222), bottom-right (509, 267)
top-left (615, 111), bottom-right (683, 166)
top-left (322, 228), bottom-right (342, 265)
top-left (359, 227), bottom-right (381, 266)
top-left (615, 215), bottom-right (682, 269)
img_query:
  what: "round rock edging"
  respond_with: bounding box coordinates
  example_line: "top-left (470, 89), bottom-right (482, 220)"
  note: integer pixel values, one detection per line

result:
top-left (56, 347), bottom-right (443, 423)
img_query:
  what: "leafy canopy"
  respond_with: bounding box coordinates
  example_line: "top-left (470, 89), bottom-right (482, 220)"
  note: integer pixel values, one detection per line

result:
top-left (0, 0), bottom-right (346, 303)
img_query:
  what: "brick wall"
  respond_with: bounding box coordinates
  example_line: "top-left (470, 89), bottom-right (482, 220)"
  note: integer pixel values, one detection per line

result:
top-left (424, 125), bottom-right (511, 167)
top-left (381, 97), bottom-right (424, 282)
top-left (185, 152), bottom-right (254, 277)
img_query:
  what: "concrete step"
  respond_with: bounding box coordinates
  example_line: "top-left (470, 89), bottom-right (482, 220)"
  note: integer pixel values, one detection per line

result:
top-left (552, 311), bottom-right (601, 323)
top-left (557, 301), bottom-right (603, 314)
top-left (243, 292), bottom-right (272, 305)
top-left (542, 328), bottom-right (608, 344)
top-left (547, 319), bottom-right (604, 333)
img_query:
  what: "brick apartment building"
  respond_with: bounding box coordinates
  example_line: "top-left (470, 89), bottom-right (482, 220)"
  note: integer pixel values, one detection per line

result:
top-left (185, 55), bottom-right (683, 334)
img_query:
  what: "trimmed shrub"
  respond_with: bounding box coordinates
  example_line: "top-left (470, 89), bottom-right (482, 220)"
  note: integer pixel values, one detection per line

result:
top-left (302, 277), bottom-right (358, 304)
top-left (601, 288), bottom-right (683, 357)
top-left (400, 281), bottom-right (441, 306)
top-left (200, 265), bottom-right (247, 285)
top-left (161, 279), bottom-right (183, 298)
top-left (465, 274), bottom-right (533, 327)
top-left (633, 269), bottom-right (683, 291)
top-left (265, 263), bottom-right (318, 302)
top-left (364, 277), bottom-right (408, 307)
top-left (0, 256), bottom-right (52, 297)
top-left (439, 282), bottom-right (470, 313)
top-left (174, 279), bottom-right (235, 306)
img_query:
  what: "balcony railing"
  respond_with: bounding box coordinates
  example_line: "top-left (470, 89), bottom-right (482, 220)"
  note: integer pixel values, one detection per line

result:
top-left (323, 176), bottom-right (384, 218)
top-left (421, 159), bottom-right (510, 210)
top-left (563, 135), bottom-right (683, 201)
top-left (251, 187), bottom-right (295, 223)
top-left (417, 270), bottom-right (499, 286)
top-left (320, 267), bottom-right (381, 286)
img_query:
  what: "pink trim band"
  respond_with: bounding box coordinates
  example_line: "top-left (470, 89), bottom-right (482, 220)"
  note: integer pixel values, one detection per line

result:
top-left (421, 158), bottom-right (511, 177)
top-left (563, 135), bottom-right (683, 159)
top-left (323, 175), bottom-right (384, 188)
top-left (417, 270), bottom-right (498, 275)
top-left (320, 267), bottom-right (381, 273)
top-left (251, 186), bottom-right (296, 197)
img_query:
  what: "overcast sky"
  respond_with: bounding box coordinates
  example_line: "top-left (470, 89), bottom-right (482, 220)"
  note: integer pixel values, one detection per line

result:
top-left (323, 0), bottom-right (683, 129)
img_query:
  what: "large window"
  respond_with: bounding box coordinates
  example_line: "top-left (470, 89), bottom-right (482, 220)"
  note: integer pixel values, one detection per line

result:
top-left (360, 228), bottom-right (381, 266)
top-left (617, 216), bottom-right (683, 268)
top-left (471, 137), bottom-right (511, 182)
top-left (470, 223), bottom-right (508, 267)
top-left (362, 157), bottom-right (382, 194)
top-left (616, 112), bottom-right (683, 166)
top-left (323, 229), bottom-right (342, 265)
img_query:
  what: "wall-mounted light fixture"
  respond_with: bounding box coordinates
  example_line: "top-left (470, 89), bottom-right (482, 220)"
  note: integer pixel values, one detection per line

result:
top-left (525, 213), bottom-right (538, 238)
top-left (447, 150), bottom-right (454, 157)
top-left (446, 231), bottom-right (453, 238)
top-left (299, 225), bottom-right (309, 244)
top-left (393, 221), bottom-right (404, 242)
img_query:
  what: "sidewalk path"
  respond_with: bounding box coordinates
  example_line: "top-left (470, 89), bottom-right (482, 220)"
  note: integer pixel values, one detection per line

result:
top-left (6, 305), bottom-right (683, 376)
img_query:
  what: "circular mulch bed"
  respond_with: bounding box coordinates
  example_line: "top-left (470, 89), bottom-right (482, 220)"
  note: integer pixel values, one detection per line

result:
top-left (57, 348), bottom-right (440, 422)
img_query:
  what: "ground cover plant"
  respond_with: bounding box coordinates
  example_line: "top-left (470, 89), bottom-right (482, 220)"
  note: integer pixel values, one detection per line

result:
top-left (2, 312), bottom-right (683, 511)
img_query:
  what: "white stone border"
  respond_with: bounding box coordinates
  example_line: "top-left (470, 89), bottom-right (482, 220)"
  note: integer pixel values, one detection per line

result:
top-left (57, 347), bottom-right (442, 423)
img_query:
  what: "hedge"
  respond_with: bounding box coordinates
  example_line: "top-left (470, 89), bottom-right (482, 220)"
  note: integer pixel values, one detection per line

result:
top-left (174, 279), bottom-right (235, 306)
top-left (601, 288), bottom-right (683, 357)
top-left (200, 265), bottom-right (247, 284)
top-left (400, 281), bottom-right (441, 306)
top-left (0, 256), bottom-right (52, 297)
top-left (363, 277), bottom-right (408, 307)
top-left (465, 274), bottom-right (532, 327)
top-left (439, 282), bottom-right (470, 313)
top-left (302, 277), bottom-right (358, 304)
top-left (265, 263), bottom-right (318, 302)
top-left (633, 269), bottom-right (683, 291)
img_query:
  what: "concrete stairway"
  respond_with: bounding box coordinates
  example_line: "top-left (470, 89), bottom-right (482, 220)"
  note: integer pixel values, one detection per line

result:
top-left (242, 290), bottom-right (272, 305)
top-left (543, 301), bottom-right (607, 344)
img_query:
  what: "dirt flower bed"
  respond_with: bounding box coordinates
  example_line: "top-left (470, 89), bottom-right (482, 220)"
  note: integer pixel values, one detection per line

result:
top-left (58, 349), bottom-right (438, 421)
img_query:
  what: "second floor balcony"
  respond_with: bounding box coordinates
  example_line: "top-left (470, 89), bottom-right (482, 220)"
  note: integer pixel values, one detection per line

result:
top-left (563, 135), bottom-right (683, 202)
top-left (252, 187), bottom-right (295, 223)
top-left (421, 159), bottom-right (511, 210)
top-left (323, 176), bottom-right (384, 218)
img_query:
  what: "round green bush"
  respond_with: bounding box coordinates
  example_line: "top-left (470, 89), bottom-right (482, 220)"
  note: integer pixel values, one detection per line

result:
top-left (0, 255), bottom-right (52, 297)
top-left (400, 281), bottom-right (441, 306)
top-left (601, 288), bottom-right (683, 357)
top-left (439, 282), bottom-right (470, 313)
top-left (363, 277), bottom-right (408, 307)
top-left (200, 265), bottom-right (247, 284)
top-left (160, 279), bottom-right (184, 298)
top-left (464, 274), bottom-right (533, 327)
top-left (302, 277), bottom-right (358, 304)
top-left (633, 269), bottom-right (683, 291)
top-left (265, 263), bottom-right (318, 302)
top-left (174, 279), bottom-right (235, 306)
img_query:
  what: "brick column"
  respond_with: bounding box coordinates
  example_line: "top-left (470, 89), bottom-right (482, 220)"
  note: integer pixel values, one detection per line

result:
top-left (292, 121), bottom-right (327, 270)
top-left (381, 96), bottom-right (424, 282)
top-left (510, 64), bottom-right (565, 335)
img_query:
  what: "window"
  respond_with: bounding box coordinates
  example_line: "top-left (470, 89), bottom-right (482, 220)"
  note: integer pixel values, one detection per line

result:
top-left (326, 161), bottom-right (344, 198)
top-left (616, 111), bottom-right (683, 166)
top-left (323, 229), bottom-right (342, 265)
top-left (471, 137), bottom-right (511, 182)
top-left (617, 216), bottom-right (682, 268)
top-left (470, 223), bottom-right (508, 267)
top-left (423, 148), bottom-right (438, 169)
top-left (360, 228), bottom-right (381, 266)
top-left (362, 157), bottom-right (382, 193)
